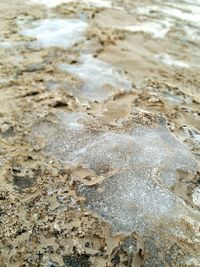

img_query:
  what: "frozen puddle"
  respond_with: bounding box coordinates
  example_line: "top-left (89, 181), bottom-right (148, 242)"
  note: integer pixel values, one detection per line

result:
top-left (33, 112), bottom-right (198, 233)
top-left (59, 54), bottom-right (132, 102)
top-left (156, 54), bottom-right (190, 68)
top-left (21, 19), bottom-right (87, 48)
top-left (30, 0), bottom-right (111, 8)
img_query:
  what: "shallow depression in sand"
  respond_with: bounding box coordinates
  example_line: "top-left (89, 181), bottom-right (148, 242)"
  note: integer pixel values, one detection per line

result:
top-left (20, 18), bottom-right (88, 48)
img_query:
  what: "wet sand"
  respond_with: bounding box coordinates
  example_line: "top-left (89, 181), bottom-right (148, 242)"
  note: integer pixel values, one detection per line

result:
top-left (0, 0), bottom-right (200, 266)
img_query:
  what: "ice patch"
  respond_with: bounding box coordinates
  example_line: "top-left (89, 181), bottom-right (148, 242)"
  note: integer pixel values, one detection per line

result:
top-left (31, 0), bottom-right (73, 8)
top-left (136, 1), bottom-right (200, 42)
top-left (33, 113), bottom-right (198, 233)
top-left (183, 25), bottom-right (200, 42)
top-left (56, 111), bottom-right (89, 130)
top-left (30, 0), bottom-right (72, 8)
top-left (21, 19), bottom-right (87, 48)
top-left (59, 54), bottom-right (132, 102)
top-left (192, 188), bottom-right (200, 206)
top-left (156, 54), bottom-right (190, 68)
top-left (45, 81), bottom-right (61, 91)
top-left (163, 1), bottom-right (200, 24)
top-left (0, 78), bottom-right (8, 84)
top-left (192, 131), bottom-right (200, 143)
top-left (124, 21), bottom-right (171, 38)
top-left (137, 3), bottom-right (200, 24)
top-left (184, 127), bottom-right (200, 147)
top-left (81, 0), bottom-right (111, 8)
top-left (0, 41), bottom-right (25, 49)
top-left (164, 8), bottom-right (200, 25)
top-left (182, 0), bottom-right (200, 4)
top-left (0, 42), bottom-right (16, 49)
top-left (161, 92), bottom-right (191, 106)
top-left (30, 0), bottom-right (111, 8)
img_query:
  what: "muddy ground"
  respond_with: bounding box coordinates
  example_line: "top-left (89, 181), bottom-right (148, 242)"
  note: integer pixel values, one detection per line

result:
top-left (0, 0), bottom-right (200, 266)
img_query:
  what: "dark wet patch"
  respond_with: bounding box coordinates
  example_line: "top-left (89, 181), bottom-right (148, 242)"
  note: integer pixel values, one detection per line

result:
top-left (164, 243), bottom-right (185, 266)
top-left (13, 175), bottom-right (34, 191)
top-left (111, 254), bottom-right (120, 266)
top-left (51, 101), bottom-right (68, 108)
top-left (11, 166), bottom-right (38, 191)
top-left (17, 62), bottom-right (48, 75)
top-left (1, 126), bottom-right (15, 139)
top-left (111, 237), bottom-right (138, 267)
top-left (46, 261), bottom-right (60, 267)
top-left (22, 90), bottom-right (40, 97)
top-left (63, 254), bottom-right (91, 267)
top-left (0, 207), bottom-right (6, 224)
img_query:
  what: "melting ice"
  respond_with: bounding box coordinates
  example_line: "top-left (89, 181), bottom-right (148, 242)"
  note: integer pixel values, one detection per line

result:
top-left (34, 112), bottom-right (198, 233)
top-left (59, 54), bottom-right (132, 102)
top-left (21, 19), bottom-right (87, 48)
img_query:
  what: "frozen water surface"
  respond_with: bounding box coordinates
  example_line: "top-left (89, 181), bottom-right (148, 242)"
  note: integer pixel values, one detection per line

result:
top-left (124, 21), bottom-right (171, 38)
top-left (163, 2), bottom-right (200, 24)
top-left (31, 0), bottom-right (111, 8)
top-left (192, 188), bottom-right (200, 206)
top-left (34, 113), bottom-right (198, 233)
top-left (156, 54), bottom-right (190, 68)
top-left (137, 2), bottom-right (200, 24)
top-left (0, 42), bottom-right (17, 49)
top-left (31, 0), bottom-right (73, 8)
top-left (136, 0), bottom-right (200, 42)
top-left (83, 0), bottom-right (111, 8)
top-left (0, 41), bottom-right (26, 49)
top-left (59, 54), bottom-right (132, 102)
top-left (184, 127), bottom-right (200, 147)
top-left (21, 19), bottom-right (87, 48)
top-left (161, 92), bottom-right (191, 107)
